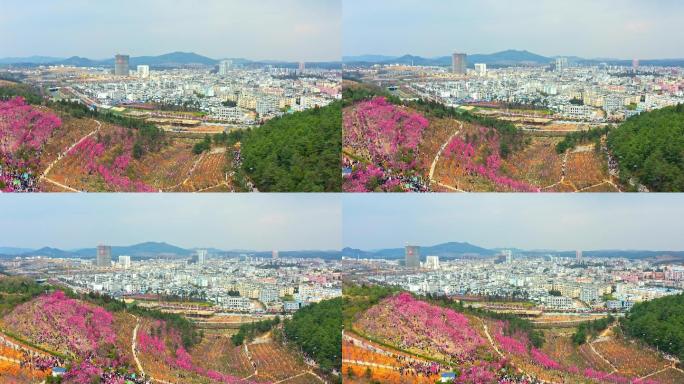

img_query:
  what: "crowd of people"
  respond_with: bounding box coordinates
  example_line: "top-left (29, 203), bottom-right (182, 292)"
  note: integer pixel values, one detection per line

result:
top-left (0, 163), bottom-right (39, 192)
top-left (344, 333), bottom-right (442, 379)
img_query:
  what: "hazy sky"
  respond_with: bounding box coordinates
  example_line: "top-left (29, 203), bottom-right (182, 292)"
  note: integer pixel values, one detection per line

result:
top-left (343, 194), bottom-right (684, 251)
top-left (0, 0), bottom-right (341, 61)
top-left (0, 194), bottom-right (341, 251)
top-left (343, 0), bottom-right (684, 59)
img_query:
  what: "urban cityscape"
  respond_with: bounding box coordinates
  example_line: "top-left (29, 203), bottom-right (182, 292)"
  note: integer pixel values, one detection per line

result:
top-left (0, 194), bottom-right (343, 384)
top-left (342, 0), bottom-right (684, 193)
top-left (2, 0), bottom-right (684, 384)
top-left (0, 0), bottom-right (342, 193)
top-left (341, 194), bottom-right (684, 383)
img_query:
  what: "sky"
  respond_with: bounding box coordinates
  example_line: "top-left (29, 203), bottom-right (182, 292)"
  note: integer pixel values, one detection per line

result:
top-left (342, 194), bottom-right (684, 251)
top-left (0, 194), bottom-right (341, 251)
top-left (0, 0), bottom-right (341, 61)
top-left (343, 0), bottom-right (684, 59)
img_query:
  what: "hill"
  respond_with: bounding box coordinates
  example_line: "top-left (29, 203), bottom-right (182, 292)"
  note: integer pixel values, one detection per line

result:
top-left (622, 294), bottom-right (684, 361)
top-left (0, 242), bottom-right (341, 260)
top-left (341, 242), bottom-right (684, 261)
top-left (342, 242), bottom-right (494, 260)
top-left (607, 104), bottom-right (684, 191)
top-left (240, 101), bottom-right (342, 192)
top-left (343, 50), bottom-right (552, 67)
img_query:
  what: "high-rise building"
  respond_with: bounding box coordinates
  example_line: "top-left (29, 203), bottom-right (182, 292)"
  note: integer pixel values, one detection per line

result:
top-left (118, 255), bottom-right (131, 269)
top-left (451, 53), bottom-right (467, 75)
top-left (576, 250), bottom-right (583, 263)
top-left (96, 245), bottom-right (111, 267)
top-left (114, 54), bottom-right (130, 76)
top-left (196, 249), bottom-right (208, 265)
top-left (555, 57), bottom-right (568, 73)
top-left (272, 250), bottom-right (279, 259)
top-left (219, 60), bottom-right (233, 76)
top-left (503, 249), bottom-right (513, 264)
top-left (298, 61), bottom-right (306, 72)
top-left (425, 255), bottom-right (440, 270)
top-left (405, 245), bottom-right (420, 268)
top-left (137, 65), bottom-right (150, 79)
top-left (474, 63), bottom-right (487, 77)
top-left (632, 59), bottom-right (640, 71)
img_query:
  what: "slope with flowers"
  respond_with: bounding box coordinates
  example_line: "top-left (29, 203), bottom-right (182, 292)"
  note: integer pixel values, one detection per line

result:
top-left (342, 82), bottom-right (617, 192)
top-left (344, 285), bottom-right (676, 384)
top-left (1, 290), bottom-right (138, 383)
top-left (0, 97), bottom-right (62, 191)
top-left (0, 92), bottom-right (235, 192)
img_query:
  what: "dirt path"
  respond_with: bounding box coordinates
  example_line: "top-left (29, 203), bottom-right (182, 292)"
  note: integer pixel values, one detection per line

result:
top-left (41, 177), bottom-right (81, 192)
top-left (428, 121), bottom-right (465, 192)
top-left (163, 152), bottom-right (205, 191)
top-left (40, 119), bottom-right (102, 181)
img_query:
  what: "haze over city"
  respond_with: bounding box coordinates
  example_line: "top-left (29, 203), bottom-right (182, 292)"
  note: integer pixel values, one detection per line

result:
top-left (0, 0), bottom-right (341, 61)
top-left (0, 194), bottom-right (341, 250)
top-left (342, 194), bottom-right (684, 251)
top-left (343, 0), bottom-right (684, 59)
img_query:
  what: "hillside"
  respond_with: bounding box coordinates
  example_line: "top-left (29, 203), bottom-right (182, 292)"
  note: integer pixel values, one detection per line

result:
top-left (241, 101), bottom-right (342, 192)
top-left (343, 50), bottom-right (552, 67)
top-left (343, 285), bottom-right (681, 384)
top-left (607, 104), bottom-right (684, 191)
top-left (622, 293), bottom-right (684, 360)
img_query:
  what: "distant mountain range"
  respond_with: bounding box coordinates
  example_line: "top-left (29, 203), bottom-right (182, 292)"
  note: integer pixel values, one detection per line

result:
top-left (343, 49), bottom-right (684, 68)
top-left (0, 52), bottom-right (341, 69)
top-left (342, 241), bottom-right (684, 261)
top-left (0, 242), bottom-right (341, 261)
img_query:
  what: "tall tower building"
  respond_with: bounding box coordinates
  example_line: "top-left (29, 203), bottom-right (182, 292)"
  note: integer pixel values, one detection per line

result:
top-left (298, 61), bottom-right (306, 72)
top-left (425, 255), bottom-right (440, 270)
top-left (474, 63), bottom-right (487, 77)
top-left (114, 54), bottom-right (130, 76)
top-left (272, 250), bottom-right (279, 260)
top-left (405, 245), bottom-right (420, 268)
top-left (452, 53), bottom-right (467, 75)
top-left (632, 59), bottom-right (640, 71)
top-left (576, 250), bottom-right (583, 263)
top-left (137, 65), bottom-right (150, 79)
top-left (196, 249), bottom-right (208, 265)
top-left (503, 249), bottom-right (513, 264)
top-left (219, 60), bottom-right (233, 76)
top-left (118, 255), bottom-right (131, 269)
top-left (555, 57), bottom-right (568, 73)
top-left (96, 245), bottom-right (112, 267)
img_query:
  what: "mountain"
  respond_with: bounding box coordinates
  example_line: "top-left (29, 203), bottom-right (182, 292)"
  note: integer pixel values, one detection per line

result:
top-left (344, 50), bottom-right (553, 67)
top-left (468, 49), bottom-right (551, 66)
top-left (128, 51), bottom-right (218, 67)
top-left (342, 242), bottom-right (684, 261)
top-left (26, 247), bottom-right (78, 258)
top-left (342, 242), bottom-right (495, 260)
top-left (0, 56), bottom-right (64, 65)
top-left (1, 52), bottom-right (340, 69)
top-left (0, 247), bottom-right (35, 255)
top-left (58, 56), bottom-right (106, 67)
top-left (73, 241), bottom-right (192, 259)
top-left (0, 242), bottom-right (340, 261)
top-left (342, 54), bottom-right (399, 63)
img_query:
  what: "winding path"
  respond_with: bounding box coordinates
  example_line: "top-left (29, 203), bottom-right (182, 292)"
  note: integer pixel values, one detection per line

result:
top-left (38, 119), bottom-right (103, 192)
top-left (40, 120), bottom-right (102, 180)
top-left (428, 121), bottom-right (466, 192)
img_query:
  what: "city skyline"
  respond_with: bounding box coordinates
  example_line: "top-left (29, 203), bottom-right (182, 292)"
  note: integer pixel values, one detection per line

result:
top-left (342, 194), bottom-right (684, 251)
top-left (0, 0), bottom-right (341, 62)
top-left (0, 194), bottom-right (341, 250)
top-left (343, 0), bottom-right (684, 59)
